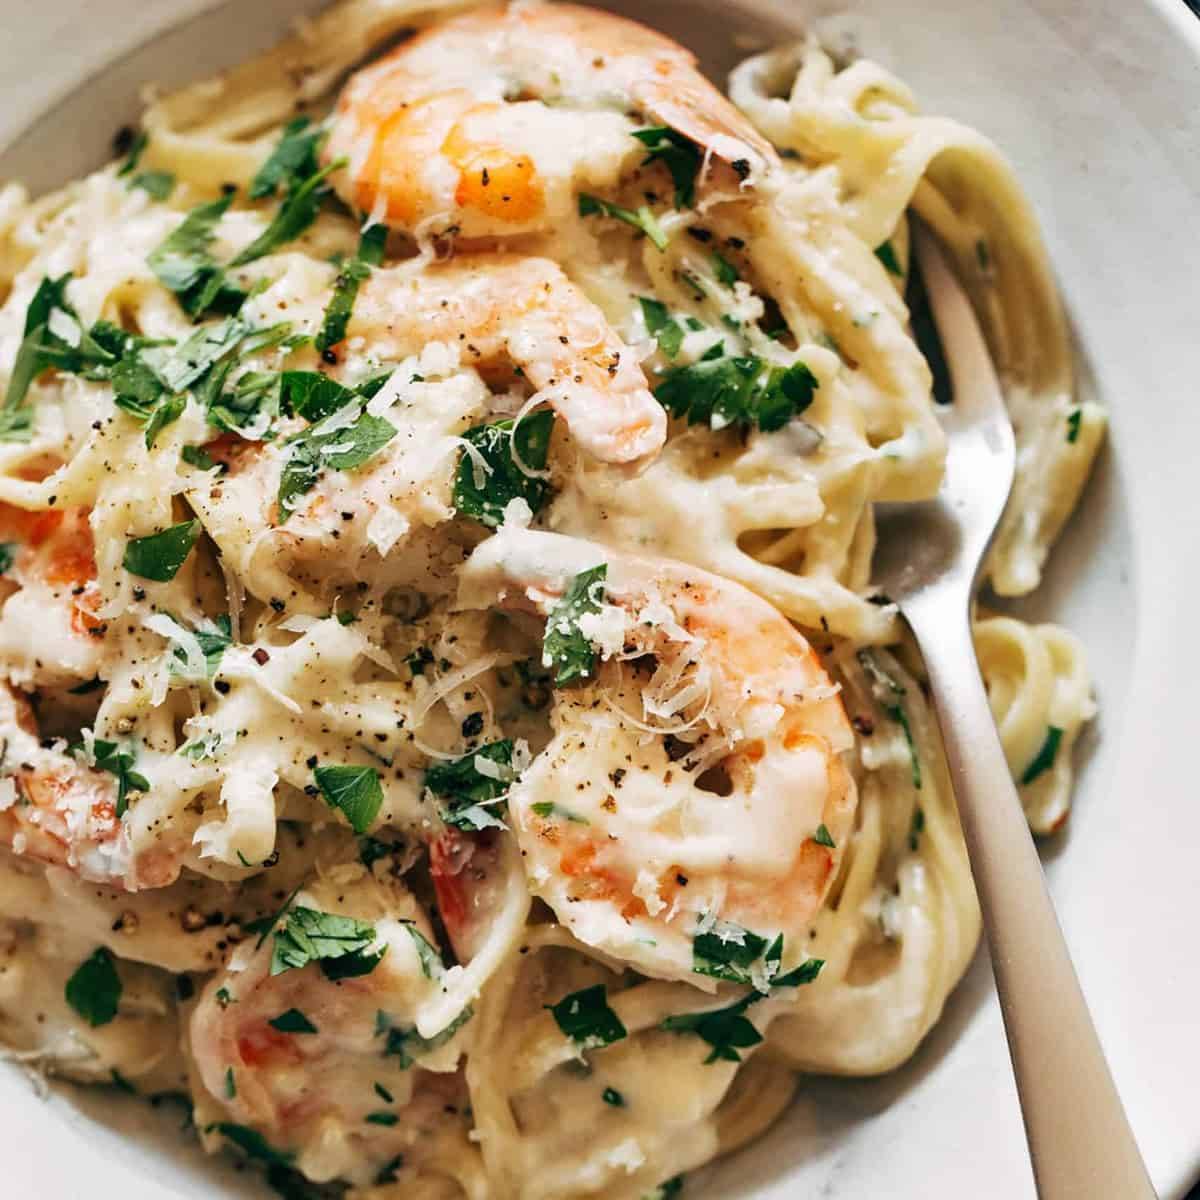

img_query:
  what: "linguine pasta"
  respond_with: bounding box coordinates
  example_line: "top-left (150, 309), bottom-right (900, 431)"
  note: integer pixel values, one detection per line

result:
top-left (0, 3), bottom-right (1099, 1196)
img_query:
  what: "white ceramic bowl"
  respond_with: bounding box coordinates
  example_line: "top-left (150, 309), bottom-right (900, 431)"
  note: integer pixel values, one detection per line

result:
top-left (2, 2), bottom-right (1199, 1197)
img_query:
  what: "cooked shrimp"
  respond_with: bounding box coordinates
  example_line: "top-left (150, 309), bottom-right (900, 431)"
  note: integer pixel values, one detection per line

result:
top-left (0, 503), bottom-right (104, 688)
top-left (0, 683), bottom-right (178, 890)
top-left (326, 2), bottom-right (778, 239)
top-left (353, 255), bottom-right (665, 465)
top-left (457, 528), bottom-right (857, 988)
top-left (189, 872), bottom-right (471, 1185)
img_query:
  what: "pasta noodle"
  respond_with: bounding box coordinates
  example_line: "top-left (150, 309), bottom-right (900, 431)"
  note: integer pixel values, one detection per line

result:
top-left (0, 2), bottom-right (1099, 1196)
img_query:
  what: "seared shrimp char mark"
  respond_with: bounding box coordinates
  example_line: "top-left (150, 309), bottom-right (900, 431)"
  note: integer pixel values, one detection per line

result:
top-left (326, 1), bottom-right (778, 238)
top-left (456, 529), bottom-right (857, 987)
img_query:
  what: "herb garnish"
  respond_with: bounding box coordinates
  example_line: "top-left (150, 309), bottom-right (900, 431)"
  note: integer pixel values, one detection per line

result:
top-left (1021, 725), bottom-right (1063, 786)
top-left (542, 564), bottom-right (607, 686)
top-left (132, 172), bottom-right (176, 201)
top-left (377, 1005), bottom-right (473, 1068)
top-left (313, 764), bottom-right (383, 835)
top-left (168, 614), bottom-right (232, 678)
top-left (268, 1008), bottom-right (318, 1034)
top-left (423, 739), bottom-right (516, 832)
top-left (1066, 409), bottom-right (1082, 444)
top-left (711, 251), bottom-right (739, 288)
top-left (0, 544), bottom-right (14, 575)
top-left (578, 194), bottom-right (668, 250)
top-left (661, 993), bottom-right (761, 1063)
top-left (123, 519), bottom-right (202, 582)
top-left (631, 127), bottom-right (702, 210)
top-left (857, 650), bottom-right (922, 790)
top-left (65, 947), bottom-right (122, 1027)
top-left (875, 241), bottom-right (903, 276)
top-left (249, 117), bottom-right (326, 200)
top-left (602, 1086), bottom-right (625, 1107)
top-left (232, 157), bottom-right (345, 266)
top-left (452, 410), bottom-right (555, 528)
top-left (277, 404), bottom-right (396, 519)
top-left (208, 1123), bottom-right (294, 1167)
top-left (638, 297), bottom-right (684, 360)
top-left (547, 984), bottom-right (628, 1050)
top-left (85, 738), bottom-right (151, 818)
top-left (529, 801), bottom-right (588, 824)
top-left (148, 195), bottom-right (246, 318)
top-left (317, 223), bottom-right (388, 355)
top-left (813, 823), bottom-right (836, 848)
top-left (655, 349), bottom-right (818, 433)
top-left (270, 906), bottom-right (385, 980)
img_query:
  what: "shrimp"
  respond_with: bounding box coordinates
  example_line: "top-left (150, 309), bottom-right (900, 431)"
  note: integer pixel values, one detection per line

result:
top-left (0, 683), bottom-right (179, 890)
top-left (190, 254), bottom-right (664, 604)
top-left (326, 2), bottom-right (778, 239)
top-left (0, 503), bottom-right (105, 688)
top-left (456, 528), bottom-right (857, 988)
top-left (189, 872), bottom-right (472, 1186)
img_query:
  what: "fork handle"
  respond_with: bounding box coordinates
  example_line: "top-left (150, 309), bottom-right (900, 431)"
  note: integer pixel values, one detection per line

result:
top-left (912, 606), bottom-right (1156, 1199)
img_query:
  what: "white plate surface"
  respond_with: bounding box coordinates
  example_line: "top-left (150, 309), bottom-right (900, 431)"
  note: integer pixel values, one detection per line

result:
top-left (1, 1), bottom-right (1198, 1197)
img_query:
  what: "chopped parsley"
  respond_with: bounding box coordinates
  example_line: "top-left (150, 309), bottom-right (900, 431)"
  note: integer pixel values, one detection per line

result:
top-left (423, 739), bottom-right (516, 832)
top-left (638, 297), bottom-right (684, 360)
top-left (655, 349), bottom-right (818, 434)
top-left (224, 1067), bottom-right (237, 1099)
top-left (131, 171), bottom-right (176, 201)
top-left (208, 1122), bottom-right (294, 1167)
top-left (711, 251), bottom-right (739, 287)
top-left (268, 1008), bottom-right (318, 1034)
top-left (249, 117), bottom-right (326, 200)
top-left (64, 947), bottom-right (122, 1027)
top-left (378, 1005), bottom-right (473, 1068)
top-left (313, 764), bottom-right (383, 835)
top-left (0, 544), bottom-right (14, 575)
top-left (1066, 408), bottom-right (1082, 444)
top-left (277, 404), bottom-right (396, 519)
top-left (602, 1086), bottom-right (625, 1107)
top-left (317, 223), bottom-right (388, 355)
top-left (3, 273), bottom-right (80, 432)
top-left (662, 993), bottom-right (762, 1063)
top-left (692, 923), bottom-right (823, 994)
top-left (85, 738), bottom-right (151, 817)
top-left (909, 807), bottom-right (925, 851)
top-left (168, 614), bottom-right (232, 678)
top-left (117, 131), bottom-right (148, 178)
top-left (374, 1082), bottom-right (394, 1103)
top-left (1021, 725), bottom-right (1063, 786)
top-left (547, 984), bottom-right (627, 1050)
top-left (232, 157), bottom-right (344, 266)
top-left (278, 371), bottom-right (357, 422)
top-left (529, 801), bottom-right (588, 824)
top-left (122, 519), bottom-right (201, 582)
top-left (403, 924), bottom-right (446, 980)
top-left (452, 410), bottom-right (555, 528)
top-left (578, 193), bottom-right (668, 250)
top-left (269, 906), bottom-right (385, 980)
top-left (813, 823), bottom-right (836, 848)
top-left (646, 1178), bottom-right (685, 1199)
top-left (857, 650), bottom-right (922, 790)
top-left (874, 241), bottom-right (903, 276)
top-left (542, 564), bottom-right (606, 686)
top-left (366, 1111), bottom-right (398, 1127)
top-left (631, 126), bottom-right (702, 210)
top-left (148, 195), bottom-right (246, 318)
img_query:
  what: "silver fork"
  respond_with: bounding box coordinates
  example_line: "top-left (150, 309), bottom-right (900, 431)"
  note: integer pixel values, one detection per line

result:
top-left (871, 226), bottom-right (1156, 1199)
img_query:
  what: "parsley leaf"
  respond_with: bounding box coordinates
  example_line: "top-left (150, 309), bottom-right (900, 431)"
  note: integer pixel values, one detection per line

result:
top-left (452, 410), bottom-right (555, 528)
top-left (316, 223), bottom-right (388, 354)
top-left (208, 1123), bottom-right (294, 1167)
top-left (602, 1086), bottom-right (625, 1107)
top-left (278, 371), bottom-right (358, 422)
top-left (529, 801), bottom-right (588, 824)
top-left (249, 117), bottom-right (326, 200)
top-left (423, 740), bottom-right (515, 832)
top-left (711, 252), bottom-right (739, 287)
top-left (547, 984), bottom-right (627, 1050)
top-left (232, 159), bottom-right (343, 266)
top-left (814, 823), bottom-right (836, 848)
top-left (131, 171), bottom-right (176, 201)
top-left (771, 957), bottom-right (825, 988)
top-left (692, 921), bottom-right (771, 986)
top-left (1021, 725), bottom-right (1064, 786)
top-left (638, 297), bottom-right (684, 360)
top-left (1066, 408), bottom-right (1082, 444)
top-left (270, 906), bottom-right (384, 979)
top-left (874, 241), bottom-right (903, 276)
top-left (148, 195), bottom-right (246, 318)
top-left (64, 947), bottom-right (122, 1027)
top-left (0, 544), bottom-right (14, 575)
top-left (578, 193), bottom-right (668, 250)
top-left (117, 131), bottom-right (147, 178)
top-left (313, 764), bottom-right (383, 835)
top-left (662, 993), bottom-right (762, 1063)
top-left (78, 738), bottom-right (150, 818)
top-left (277, 405), bottom-right (396, 520)
top-left (146, 316), bottom-right (249, 394)
top-left (856, 650), bottom-right (922, 791)
top-left (169, 614), bottom-right (232, 677)
top-left (122, 519), bottom-right (201, 582)
top-left (3, 273), bottom-right (78, 419)
top-left (631, 127), bottom-right (702, 210)
top-left (268, 1008), bottom-right (318, 1034)
top-left (402, 924), bottom-right (445, 980)
top-left (542, 564), bottom-right (606, 686)
top-left (181, 444), bottom-right (218, 470)
top-left (378, 1005), bottom-right (473, 1068)
top-left (655, 350), bottom-right (818, 433)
